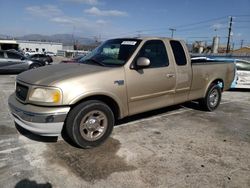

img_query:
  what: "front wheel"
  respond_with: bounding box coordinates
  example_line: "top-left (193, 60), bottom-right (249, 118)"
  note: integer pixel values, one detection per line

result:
top-left (65, 100), bottom-right (114, 148)
top-left (199, 84), bottom-right (222, 111)
top-left (29, 64), bottom-right (40, 69)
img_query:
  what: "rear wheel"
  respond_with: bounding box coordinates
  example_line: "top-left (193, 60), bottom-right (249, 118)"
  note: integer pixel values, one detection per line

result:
top-left (199, 84), bottom-right (221, 111)
top-left (65, 100), bottom-right (114, 148)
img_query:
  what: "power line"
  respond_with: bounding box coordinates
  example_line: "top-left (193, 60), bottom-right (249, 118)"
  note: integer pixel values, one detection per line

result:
top-left (233, 14), bottom-right (250, 17)
top-left (113, 16), bottom-right (228, 37)
top-left (112, 15), bottom-right (248, 40)
top-left (173, 16), bottom-right (227, 29)
top-left (236, 21), bottom-right (250, 23)
top-left (234, 27), bottom-right (250, 29)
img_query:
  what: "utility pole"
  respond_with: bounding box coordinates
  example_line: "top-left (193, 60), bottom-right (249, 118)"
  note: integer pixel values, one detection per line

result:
top-left (226, 16), bottom-right (233, 53)
top-left (169, 28), bottom-right (176, 38)
top-left (240, 40), bottom-right (244, 48)
top-left (136, 31), bottom-right (142, 37)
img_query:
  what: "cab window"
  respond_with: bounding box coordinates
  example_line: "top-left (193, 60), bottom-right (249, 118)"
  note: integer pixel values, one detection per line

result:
top-left (136, 40), bottom-right (169, 68)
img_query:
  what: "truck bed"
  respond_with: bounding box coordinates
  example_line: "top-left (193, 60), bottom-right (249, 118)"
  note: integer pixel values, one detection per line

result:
top-left (189, 59), bottom-right (235, 100)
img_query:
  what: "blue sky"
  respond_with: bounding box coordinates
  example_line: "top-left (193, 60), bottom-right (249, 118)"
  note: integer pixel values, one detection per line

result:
top-left (0, 0), bottom-right (250, 48)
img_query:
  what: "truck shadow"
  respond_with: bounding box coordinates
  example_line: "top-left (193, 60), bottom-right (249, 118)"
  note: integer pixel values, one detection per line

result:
top-left (116, 101), bottom-right (200, 126)
top-left (15, 122), bottom-right (81, 148)
top-left (229, 88), bottom-right (250, 92)
top-left (15, 179), bottom-right (52, 188)
top-left (0, 72), bottom-right (20, 75)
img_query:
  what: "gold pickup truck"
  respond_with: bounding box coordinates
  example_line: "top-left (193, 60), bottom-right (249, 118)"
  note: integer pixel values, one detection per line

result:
top-left (8, 37), bottom-right (235, 148)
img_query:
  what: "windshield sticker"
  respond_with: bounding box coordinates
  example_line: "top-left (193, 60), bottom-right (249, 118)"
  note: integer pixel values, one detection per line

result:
top-left (121, 41), bottom-right (137, 45)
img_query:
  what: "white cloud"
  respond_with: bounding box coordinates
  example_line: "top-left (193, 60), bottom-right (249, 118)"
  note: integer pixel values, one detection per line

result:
top-left (96, 19), bottom-right (107, 25)
top-left (25, 4), bottom-right (120, 38)
top-left (62, 0), bottom-right (99, 5)
top-left (26, 5), bottom-right (108, 29)
top-left (50, 16), bottom-right (107, 29)
top-left (50, 16), bottom-right (115, 37)
top-left (26, 5), bottom-right (63, 17)
top-left (85, 7), bottom-right (128, 17)
top-left (236, 33), bottom-right (242, 37)
top-left (51, 17), bottom-right (77, 25)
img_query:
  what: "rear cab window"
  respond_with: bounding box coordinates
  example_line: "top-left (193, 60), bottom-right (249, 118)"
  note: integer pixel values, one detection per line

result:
top-left (170, 40), bottom-right (187, 66)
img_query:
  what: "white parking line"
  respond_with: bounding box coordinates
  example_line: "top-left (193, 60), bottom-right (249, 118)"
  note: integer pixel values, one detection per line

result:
top-left (0, 147), bottom-right (21, 154)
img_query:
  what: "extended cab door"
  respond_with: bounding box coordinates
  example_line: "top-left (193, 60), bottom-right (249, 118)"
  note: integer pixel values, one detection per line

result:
top-left (125, 40), bottom-right (176, 115)
top-left (170, 40), bottom-right (192, 103)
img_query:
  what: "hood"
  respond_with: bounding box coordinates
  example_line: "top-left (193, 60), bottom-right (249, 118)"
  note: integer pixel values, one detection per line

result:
top-left (17, 63), bottom-right (110, 86)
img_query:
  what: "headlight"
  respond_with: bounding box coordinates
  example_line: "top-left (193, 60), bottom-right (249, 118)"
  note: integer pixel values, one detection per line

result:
top-left (29, 87), bottom-right (62, 104)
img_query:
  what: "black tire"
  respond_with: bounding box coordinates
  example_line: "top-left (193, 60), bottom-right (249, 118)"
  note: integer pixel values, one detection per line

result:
top-left (65, 100), bottom-right (114, 148)
top-left (199, 84), bottom-right (222, 111)
top-left (29, 64), bottom-right (40, 69)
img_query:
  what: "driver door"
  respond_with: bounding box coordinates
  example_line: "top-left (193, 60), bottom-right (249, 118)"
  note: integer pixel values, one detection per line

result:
top-left (125, 40), bottom-right (176, 115)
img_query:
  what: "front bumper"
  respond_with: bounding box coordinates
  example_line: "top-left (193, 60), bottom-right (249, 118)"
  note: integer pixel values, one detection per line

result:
top-left (8, 94), bottom-right (70, 136)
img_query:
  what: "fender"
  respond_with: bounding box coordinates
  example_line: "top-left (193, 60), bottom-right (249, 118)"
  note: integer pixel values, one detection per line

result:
top-left (69, 90), bottom-right (127, 118)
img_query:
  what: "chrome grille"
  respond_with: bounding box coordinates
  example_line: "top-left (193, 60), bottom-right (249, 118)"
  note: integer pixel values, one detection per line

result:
top-left (16, 83), bottom-right (29, 101)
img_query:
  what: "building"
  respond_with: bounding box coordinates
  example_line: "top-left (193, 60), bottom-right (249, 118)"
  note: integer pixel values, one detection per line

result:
top-left (233, 47), bottom-right (250, 55)
top-left (0, 39), bottom-right (18, 50)
top-left (0, 39), bottom-right (63, 54)
top-left (18, 40), bottom-right (62, 54)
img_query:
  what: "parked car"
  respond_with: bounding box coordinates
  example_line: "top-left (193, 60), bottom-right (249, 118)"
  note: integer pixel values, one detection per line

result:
top-left (24, 51), bottom-right (37, 56)
top-left (29, 54), bottom-right (53, 64)
top-left (0, 50), bottom-right (45, 73)
top-left (45, 51), bottom-right (56, 56)
top-left (192, 57), bottom-right (250, 89)
top-left (231, 59), bottom-right (250, 89)
top-left (60, 55), bottom-right (86, 64)
top-left (8, 37), bottom-right (235, 148)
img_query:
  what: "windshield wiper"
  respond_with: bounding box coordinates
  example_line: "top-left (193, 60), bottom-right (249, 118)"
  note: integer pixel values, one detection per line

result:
top-left (84, 58), bottom-right (105, 66)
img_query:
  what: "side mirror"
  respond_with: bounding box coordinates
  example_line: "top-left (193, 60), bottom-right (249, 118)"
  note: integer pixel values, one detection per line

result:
top-left (136, 57), bottom-right (150, 69)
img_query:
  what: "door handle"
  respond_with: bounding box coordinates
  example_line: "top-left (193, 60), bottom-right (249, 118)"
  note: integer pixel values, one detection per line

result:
top-left (166, 74), bottom-right (175, 78)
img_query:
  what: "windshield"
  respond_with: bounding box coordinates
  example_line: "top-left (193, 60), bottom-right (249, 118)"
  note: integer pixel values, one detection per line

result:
top-left (79, 39), bottom-right (141, 66)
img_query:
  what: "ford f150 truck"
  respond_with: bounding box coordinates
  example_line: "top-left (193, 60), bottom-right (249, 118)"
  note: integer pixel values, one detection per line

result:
top-left (8, 37), bottom-right (235, 148)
